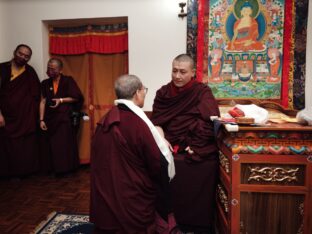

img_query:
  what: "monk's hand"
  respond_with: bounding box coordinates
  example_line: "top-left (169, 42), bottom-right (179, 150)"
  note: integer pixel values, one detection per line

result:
top-left (40, 120), bottom-right (48, 131)
top-left (50, 98), bottom-right (62, 108)
top-left (164, 138), bottom-right (173, 152)
top-left (185, 146), bottom-right (194, 155)
top-left (0, 113), bottom-right (5, 127)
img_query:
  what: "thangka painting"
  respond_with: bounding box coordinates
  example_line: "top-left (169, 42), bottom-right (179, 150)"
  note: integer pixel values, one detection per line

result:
top-left (187, 0), bottom-right (309, 109)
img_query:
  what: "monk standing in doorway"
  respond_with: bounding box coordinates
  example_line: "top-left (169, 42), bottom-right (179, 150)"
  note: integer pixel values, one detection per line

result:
top-left (0, 44), bottom-right (40, 178)
top-left (39, 58), bottom-right (84, 175)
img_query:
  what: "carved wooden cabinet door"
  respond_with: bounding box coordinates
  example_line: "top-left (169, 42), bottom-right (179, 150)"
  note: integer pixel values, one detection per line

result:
top-left (216, 122), bottom-right (312, 234)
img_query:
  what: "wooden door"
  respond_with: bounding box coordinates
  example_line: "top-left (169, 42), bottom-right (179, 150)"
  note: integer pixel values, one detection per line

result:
top-left (54, 52), bottom-right (128, 163)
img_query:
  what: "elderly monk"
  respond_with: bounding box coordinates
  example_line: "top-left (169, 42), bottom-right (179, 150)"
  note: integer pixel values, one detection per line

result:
top-left (39, 58), bottom-right (84, 175)
top-left (90, 74), bottom-right (175, 234)
top-left (151, 54), bottom-right (220, 233)
top-left (0, 44), bottom-right (40, 178)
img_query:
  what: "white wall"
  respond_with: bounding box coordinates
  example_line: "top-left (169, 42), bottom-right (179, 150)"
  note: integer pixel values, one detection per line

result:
top-left (0, 0), bottom-right (186, 111)
top-left (0, 0), bottom-right (311, 110)
top-left (0, 1), bottom-right (8, 54)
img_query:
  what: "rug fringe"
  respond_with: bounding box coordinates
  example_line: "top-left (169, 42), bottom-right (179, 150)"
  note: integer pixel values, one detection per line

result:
top-left (31, 211), bottom-right (57, 234)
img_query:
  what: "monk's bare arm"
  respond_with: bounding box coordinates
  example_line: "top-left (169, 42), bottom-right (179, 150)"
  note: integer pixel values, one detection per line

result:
top-left (50, 97), bottom-right (77, 108)
top-left (156, 125), bottom-right (192, 154)
top-left (39, 96), bottom-right (47, 130)
top-left (155, 126), bottom-right (165, 137)
top-left (0, 110), bottom-right (5, 127)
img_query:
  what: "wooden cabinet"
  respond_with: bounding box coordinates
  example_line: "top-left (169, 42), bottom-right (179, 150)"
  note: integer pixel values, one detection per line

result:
top-left (216, 122), bottom-right (312, 234)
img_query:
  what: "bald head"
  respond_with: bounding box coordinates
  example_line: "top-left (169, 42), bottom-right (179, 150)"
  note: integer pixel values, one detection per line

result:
top-left (173, 54), bottom-right (195, 69)
top-left (46, 58), bottom-right (63, 79)
top-left (48, 58), bottom-right (63, 69)
top-left (14, 44), bottom-right (32, 56)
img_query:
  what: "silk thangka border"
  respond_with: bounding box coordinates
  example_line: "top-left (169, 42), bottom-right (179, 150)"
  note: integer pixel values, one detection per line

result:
top-left (293, 0), bottom-right (309, 110)
top-left (187, 0), bottom-right (199, 67)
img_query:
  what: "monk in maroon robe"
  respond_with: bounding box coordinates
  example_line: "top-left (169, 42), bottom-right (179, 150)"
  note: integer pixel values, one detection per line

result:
top-left (0, 44), bottom-right (40, 178)
top-left (151, 54), bottom-right (220, 233)
top-left (90, 74), bottom-right (168, 234)
top-left (39, 58), bottom-right (83, 174)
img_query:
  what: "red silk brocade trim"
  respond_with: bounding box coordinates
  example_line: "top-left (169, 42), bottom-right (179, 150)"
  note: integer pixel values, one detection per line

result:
top-left (49, 33), bottom-right (128, 55)
top-left (196, 0), bottom-right (206, 83)
top-left (281, 0), bottom-right (294, 108)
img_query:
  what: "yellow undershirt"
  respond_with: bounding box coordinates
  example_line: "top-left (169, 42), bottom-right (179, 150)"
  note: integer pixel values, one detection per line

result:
top-left (11, 64), bottom-right (25, 81)
top-left (53, 79), bottom-right (59, 94)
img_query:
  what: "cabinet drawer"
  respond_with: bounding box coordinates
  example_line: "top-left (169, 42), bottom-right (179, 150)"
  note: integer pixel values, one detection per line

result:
top-left (241, 163), bottom-right (306, 186)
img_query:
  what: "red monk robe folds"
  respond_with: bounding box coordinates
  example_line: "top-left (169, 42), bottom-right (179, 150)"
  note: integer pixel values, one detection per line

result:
top-left (90, 75), bottom-right (169, 234)
top-left (0, 45), bottom-right (41, 178)
top-left (40, 58), bottom-right (84, 174)
top-left (151, 54), bottom-right (220, 233)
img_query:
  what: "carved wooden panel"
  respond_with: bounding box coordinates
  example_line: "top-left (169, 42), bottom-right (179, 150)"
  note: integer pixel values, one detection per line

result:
top-left (216, 121), bottom-right (312, 234)
top-left (241, 163), bottom-right (305, 185)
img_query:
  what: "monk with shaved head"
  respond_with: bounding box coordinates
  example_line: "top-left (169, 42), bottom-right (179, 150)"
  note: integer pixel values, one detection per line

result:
top-left (0, 44), bottom-right (40, 178)
top-left (151, 54), bottom-right (220, 233)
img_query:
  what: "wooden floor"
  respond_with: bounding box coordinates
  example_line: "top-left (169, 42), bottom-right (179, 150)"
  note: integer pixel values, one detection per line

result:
top-left (0, 166), bottom-right (90, 234)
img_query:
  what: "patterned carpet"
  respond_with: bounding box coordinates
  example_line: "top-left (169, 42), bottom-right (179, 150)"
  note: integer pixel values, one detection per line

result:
top-left (34, 212), bottom-right (94, 234)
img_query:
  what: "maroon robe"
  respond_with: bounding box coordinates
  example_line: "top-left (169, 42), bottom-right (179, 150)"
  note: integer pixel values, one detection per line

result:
top-left (0, 61), bottom-right (40, 177)
top-left (90, 105), bottom-right (162, 233)
top-left (151, 81), bottom-right (220, 230)
top-left (41, 74), bottom-right (83, 174)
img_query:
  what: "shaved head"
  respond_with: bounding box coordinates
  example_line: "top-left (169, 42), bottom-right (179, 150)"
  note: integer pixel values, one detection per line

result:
top-left (173, 54), bottom-right (195, 69)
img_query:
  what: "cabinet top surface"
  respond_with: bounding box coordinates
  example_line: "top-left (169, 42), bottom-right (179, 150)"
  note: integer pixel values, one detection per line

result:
top-left (218, 105), bottom-right (312, 132)
top-left (236, 122), bottom-right (312, 131)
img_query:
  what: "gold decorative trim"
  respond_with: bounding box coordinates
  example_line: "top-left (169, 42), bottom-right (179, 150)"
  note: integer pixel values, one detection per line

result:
top-left (217, 184), bottom-right (229, 213)
top-left (248, 166), bottom-right (299, 182)
top-left (288, 0), bottom-right (295, 109)
top-left (219, 151), bottom-right (230, 174)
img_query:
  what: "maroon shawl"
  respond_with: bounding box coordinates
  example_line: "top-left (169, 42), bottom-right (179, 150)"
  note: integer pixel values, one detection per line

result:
top-left (151, 81), bottom-right (220, 161)
top-left (90, 105), bottom-right (162, 233)
top-left (151, 81), bottom-right (220, 228)
top-left (0, 61), bottom-right (40, 137)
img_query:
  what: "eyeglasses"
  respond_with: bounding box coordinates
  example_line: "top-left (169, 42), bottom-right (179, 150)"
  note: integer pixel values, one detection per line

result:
top-left (142, 87), bottom-right (148, 94)
top-left (132, 86), bottom-right (148, 96)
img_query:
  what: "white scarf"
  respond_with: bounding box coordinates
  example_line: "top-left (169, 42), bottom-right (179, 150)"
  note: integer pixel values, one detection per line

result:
top-left (114, 99), bottom-right (175, 180)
